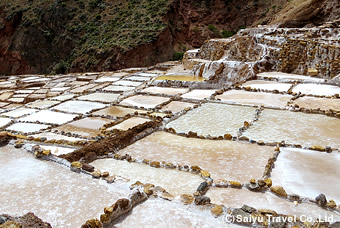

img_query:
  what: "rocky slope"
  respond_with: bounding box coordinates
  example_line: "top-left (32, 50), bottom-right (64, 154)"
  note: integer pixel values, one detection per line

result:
top-left (0, 0), bottom-right (339, 75)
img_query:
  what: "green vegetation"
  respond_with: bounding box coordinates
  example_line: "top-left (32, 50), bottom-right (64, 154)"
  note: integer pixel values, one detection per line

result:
top-left (221, 30), bottom-right (236, 38)
top-left (173, 52), bottom-right (184, 61)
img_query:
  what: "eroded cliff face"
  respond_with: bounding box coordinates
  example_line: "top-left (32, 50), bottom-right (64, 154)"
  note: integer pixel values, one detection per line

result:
top-left (0, 0), bottom-right (339, 75)
top-left (184, 23), bottom-right (340, 84)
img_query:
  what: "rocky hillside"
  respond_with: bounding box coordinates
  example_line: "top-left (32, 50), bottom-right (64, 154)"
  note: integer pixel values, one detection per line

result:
top-left (0, 0), bottom-right (339, 75)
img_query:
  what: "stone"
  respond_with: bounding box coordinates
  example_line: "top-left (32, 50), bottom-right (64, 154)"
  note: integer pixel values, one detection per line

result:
top-left (42, 149), bottom-right (51, 156)
top-left (191, 165), bottom-right (201, 173)
top-left (327, 200), bottom-right (336, 208)
top-left (91, 170), bottom-right (101, 179)
top-left (264, 178), bottom-right (272, 187)
top-left (269, 221), bottom-right (287, 228)
top-left (101, 171), bottom-right (109, 177)
top-left (315, 194), bottom-right (327, 207)
top-left (130, 181), bottom-right (143, 189)
top-left (143, 183), bottom-right (155, 195)
top-left (150, 161), bottom-right (160, 168)
top-left (196, 182), bottom-right (209, 194)
top-left (246, 182), bottom-right (261, 192)
top-left (161, 192), bottom-right (175, 201)
top-left (310, 145), bottom-right (326, 151)
top-left (181, 194), bottom-right (194, 205)
top-left (258, 209), bottom-right (277, 216)
top-left (0, 216), bottom-right (7, 224)
top-left (250, 178), bottom-right (256, 184)
top-left (211, 205), bottom-right (224, 217)
top-left (288, 194), bottom-right (301, 202)
top-left (228, 181), bottom-right (242, 188)
top-left (105, 176), bottom-right (115, 184)
top-left (99, 213), bottom-right (110, 224)
top-left (82, 163), bottom-right (95, 172)
top-left (231, 208), bottom-right (252, 225)
top-left (215, 179), bottom-right (228, 187)
top-left (1, 221), bottom-right (22, 228)
top-left (71, 161), bottom-right (83, 169)
top-left (308, 68), bottom-right (318, 76)
top-left (223, 134), bottom-right (232, 140)
top-left (241, 205), bottom-right (256, 213)
top-left (257, 179), bottom-right (266, 187)
top-left (200, 170), bottom-right (210, 178)
top-left (194, 196), bottom-right (211, 205)
top-left (104, 206), bottom-right (113, 214)
top-left (270, 186), bottom-right (287, 198)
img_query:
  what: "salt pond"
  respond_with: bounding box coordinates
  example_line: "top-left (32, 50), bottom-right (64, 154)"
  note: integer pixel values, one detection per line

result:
top-left (293, 96), bottom-right (340, 112)
top-left (77, 92), bottom-right (120, 103)
top-left (120, 95), bottom-right (170, 109)
top-left (19, 110), bottom-right (78, 125)
top-left (241, 80), bottom-right (293, 92)
top-left (181, 89), bottom-right (216, 100)
top-left (292, 83), bottom-right (340, 96)
top-left (141, 87), bottom-right (189, 96)
top-left (7, 122), bottom-right (50, 133)
top-left (93, 106), bottom-right (149, 118)
top-left (107, 117), bottom-right (151, 131)
top-left (53, 100), bottom-right (107, 114)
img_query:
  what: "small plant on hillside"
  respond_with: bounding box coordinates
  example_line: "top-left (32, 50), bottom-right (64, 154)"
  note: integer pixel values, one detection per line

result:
top-left (173, 52), bottom-right (184, 61)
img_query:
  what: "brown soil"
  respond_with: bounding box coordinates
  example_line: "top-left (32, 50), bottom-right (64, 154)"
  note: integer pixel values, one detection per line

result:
top-left (60, 120), bottom-right (162, 163)
top-left (0, 212), bottom-right (52, 228)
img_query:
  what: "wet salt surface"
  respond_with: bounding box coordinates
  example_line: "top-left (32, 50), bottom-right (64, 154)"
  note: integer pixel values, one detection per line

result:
top-left (53, 100), bottom-right (107, 114)
top-left (118, 132), bottom-right (275, 182)
top-left (271, 148), bottom-right (340, 202)
top-left (216, 90), bottom-right (293, 109)
top-left (206, 188), bottom-right (340, 220)
top-left (292, 83), bottom-right (340, 96)
top-left (166, 103), bottom-right (256, 137)
top-left (56, 117), bottom-right (112, 137)
top-left (293, 96), bottom-right (340, 112)
top-left (3, 108), bottom-right (37, 118)
top-left (77, 92), bottom-right (120, 103)
top-left (92, 106), bottom-right (148, 118)
top-left (107, 117), bottom-right (151, 131)
top-left (160, 101), bottom-right (196, 113)
top-left (241, 80), bottom-right (293, 92)
top-left (0, 146), bottom-right (131, 227)
top-left (115, 198), bottom-right (234, 228)
top-left (7, 122), bottom-right (50, 133)
top-left (141, 87), bottom-right (189, 96)
top-left (257, 72), bottom-right (325, 83)
top-left (120, 95), bottom-right (171, 109)
top-left (181, 89), bottom-right (216, 100)
top-left (19, 110), bottom-right (78, 125)
top-left (90, 158), bottom-right (203, 196)
top-left (242, 109), bottom-right (340, 149)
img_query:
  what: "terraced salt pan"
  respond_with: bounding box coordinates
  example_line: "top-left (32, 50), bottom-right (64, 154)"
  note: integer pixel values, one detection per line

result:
top-left (16, 90), bottom-right (34, 94)
top-left (0, 146), bottom-right (131, 227)
top-left (7, 123), bottom-right (50, 133)
top-left (242, 109), bottom-right (340, 149)
top-left (70, 84), bottom-right (97, 93)
top-left (51, 87), bottom-right (70, 92)
top-left (0, 92), bottom-right (14, 100)
top-left (216, 90), bottom-right (293, 108)
top-left (156, 75), bottom-right (204, 82)
top-left (120, 95), bottom-right (171, 109)
top-left (292, 83), bottom-right (340, 96)
top-left (181, 89), bottom-right (216, 100)
top-left (93, 106), bottom-right (148, 118)
top-left (241, 80), bottom-right (293, 92)
top-left (50, 93), bottom-right (76, 101)
top-left (90, 159), bottom-right (203, 196)
top-left (77, 92), bottom-right (120, 103)
top-left (135, 72), bottom-right (159, 77)
top-left (3, 108), bottom-right (37, 118)
top-left (56, 117), bottom-right (111, 137)
top-left (107, 117), bottom-right (151, 131)
top-left (161, 101), bottom-right (196, 113)
top-left (26, 100), bottom-right (61, 109)
top-left (8, 97), bottom-right (25, 103)
top-left (118, 132), bottom-right (275, 182)
top-left (0, 117), bottom-right (11, 127)
top-left (124, 76), bottom-right (151, 81)
top-left (31, 132), bottom-right (82, 142)
top-left (112, 80), bottom-right (144, 87)
top-left (166, 103), bottom-right (256, 137)
top-left (53, 100), bottom-right (106, 114)
top-left (257, 72), bottom-right (325, 83)
top-left (293, 96), bottom-right (340, 112)
top-left (94, 76), bottom-right (121, 83)
top-left (103, 85), bottom-right (135, 92)
top-left (115, 198), bottom-right (232, 228)
top-left (271, 148), bottom-right (340, 202)
top-left (206, 188), bottom-right (340, 221)
top-left (27, 144), bottom-right (76, 156)
top-left (141, 87), bottom-right (189, 96)
top-left (19, 110), bottom-right (78, 125)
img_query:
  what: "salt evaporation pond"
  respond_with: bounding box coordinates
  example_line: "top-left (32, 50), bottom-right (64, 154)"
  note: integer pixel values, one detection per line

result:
top-left (0, 146), bottom-right (131, 227)
top-left (93, 105), bottom-right (148, 118)
top-left (53, 100), bottom-right (107, 114)
top-left (3, 107), bottom-right (37, 118)
top-left (90, 158), bottom-right (203, 196)
top-left (155, 75), bottom-right (204, 81)
top-left (103, 85), bottom-right (135, 92)
top-left (118, 132), bottom-right (275, 182)
top-left (161, 101), bottom-right (196, 113)
top-left (0, 117), bottom-right (11, 127)
top-left (31, 132), bottom-right (82, 142)
top-left (166, 103), bottom-right (256, 137)
top-left (242, 109), bottom-right (340, 149)
top-left (50, 93), bottom-right (76, 101)
top-left (293, 96), bottom-right (340, 112)
top-left (26, 100), bottom-right (61, 109)
top-left (257, 72), bottom-right (325, 83)
top-left (206, 188), bottom-right (340, 221)
top-left (271, 148), bottom-right (340, 202)
top-left (120, 95), bottom-right (171, 109)
top-left (112, 80), bottom-right (144, 87)
top-left (241, 80), bottom-right (293, 92)
top-left (216, 90), bottom-right (293, 109)
top-left (19, 110), bottom-right (78, 125)
top-left (77, 92), bottom-right (120, 103)
top-left (7, 122), bottom-right (50, 133)
top-left (141, 87), bottom-right (189, 96)
top-left (56, 117), bottom-right (112, 138)
top-left (94, 76), bottom-right (121, 83)
top-left (107, 117), bottom-right (151, 131)
top-left (181, 89), bottom-right (216, 100)
top-left (292, 83), bottom-right (340, 96)
top-left (124, 76), bottom-right (151, 81)
top-left (115, 198), bottom-right (236, 228)
top-left (27, 143), bottom-right (76, 156)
